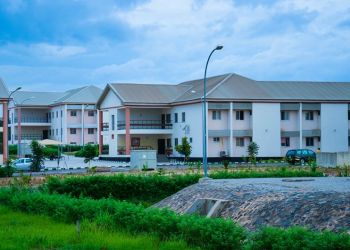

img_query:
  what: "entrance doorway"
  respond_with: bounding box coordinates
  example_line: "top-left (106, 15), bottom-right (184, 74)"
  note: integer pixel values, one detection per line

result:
top-left (43, 130), bottom-right (48, 139)
top-left (157, 139), bottom-right (165, 154)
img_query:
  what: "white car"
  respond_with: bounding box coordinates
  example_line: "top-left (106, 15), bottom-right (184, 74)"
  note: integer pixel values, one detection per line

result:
top-left (7, 158), bottom-right (45, 171)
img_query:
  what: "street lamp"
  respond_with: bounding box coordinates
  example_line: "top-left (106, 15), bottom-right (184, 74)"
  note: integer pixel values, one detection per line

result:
top-left (6, 86), bottom-right (22, 160)
top-left (191, 90), bottom-right (205, 167)
top-left (203, 45), bottom-right (223, 178)
top-left (16, 97), bottom-right (35, 158)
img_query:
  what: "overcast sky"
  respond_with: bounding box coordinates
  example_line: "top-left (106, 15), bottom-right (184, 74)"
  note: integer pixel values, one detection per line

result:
top-left (0, 0), bottom-right (349, 92)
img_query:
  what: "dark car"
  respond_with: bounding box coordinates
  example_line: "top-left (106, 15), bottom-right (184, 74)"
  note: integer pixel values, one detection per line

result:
top-left (285, 149), bottom-right (316, 165)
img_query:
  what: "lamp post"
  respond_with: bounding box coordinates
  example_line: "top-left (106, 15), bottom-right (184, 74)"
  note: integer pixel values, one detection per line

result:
top-left (191, 90), bottom-right (204, 167)
top-left (82, 104), bottom-right (89, 150)
top-left (17, 97), bottom-right (35, 158)
top-left (203, 45), bottom-right (223, 178)
top-left (6, 86), bottom-right (22, 160)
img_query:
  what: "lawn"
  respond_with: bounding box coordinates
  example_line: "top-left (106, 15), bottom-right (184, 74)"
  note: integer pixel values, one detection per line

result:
top-left (0, 206), bottom-right (192, 250)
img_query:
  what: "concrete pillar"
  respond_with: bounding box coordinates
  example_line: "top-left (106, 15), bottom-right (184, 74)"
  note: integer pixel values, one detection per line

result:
top-left (126, 107), bottom-right (130, 155)
top-left (229, 102), bottom-right (233, 157)
top-left (99, 110), bottom-right (103, 156)
top-left (2, 102), bottom-right (8, 161)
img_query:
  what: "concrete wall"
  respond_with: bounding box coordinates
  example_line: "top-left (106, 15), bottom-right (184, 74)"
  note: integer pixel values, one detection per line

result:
top-left (172, 103), bottom-right (202, 158)
top-left (321, 104), bottom-right (348, 152)
top-left (317, 152), bottom-right (350, 167)
top-left (100, 90), bottom-right (122, 109)
top-left (252, 103), bottom-right (281, 157)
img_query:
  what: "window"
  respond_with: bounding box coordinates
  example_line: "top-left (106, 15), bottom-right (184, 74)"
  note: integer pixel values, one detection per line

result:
top-left (49, 130), bottom-right (51, 136)
top-left (249, 137), bottom-right (252, 143)
top-left (212, 110), bottom-right (221, 120)
top-left (213, 137), bottom-right (220, 142)
top-left (189, 138), bottom-right (193, 143)
top-left (71, 110), bottom-right (77, 117)
top-left (111, 115), bottom-right (115, 130)
top-left (305, 111), bottom-right (314, 121)
top-left (70, 128), bottom-right (76, 134)
top-left (52, 112), bottom-right (54, 119)
top-left (281, 111), bottom-right (289, 121)
top-left (52, 129), bottom-right (54, 136)
top-left (88, 128), bottom-right (94, 134)
top-left (306, 137), bottom-right (314, 146)
top-left (166, 114), bottom-right (171, 123)
top-left (348, 111), bottom-right (350, 120)
top-left (182, 112), bottom-right (185, 122)
top-left (166, 138), bottom-right (172, 148)
top-left (56, 111), bottom-right (58, 118)
top-left (236, 111), bottom-right (244, 120)
top-left (61, 110), bottom-right (62, 117)
top-left (61, 128), bottom-right (62, 136)
top-left (70, 142), bottom-right (77, 145)
top-left (174, 113), bottom-right (178, 123)
top-left (236, 138), bottom-right (244, 147)
top-left (175, 138), bottom-right (178, 146)
top-left (281, 137), bottom-right (290, 147)
top-left (56, 129), bottom-right (58, 135)
top-left (88, 111), bottom-right (94, 117)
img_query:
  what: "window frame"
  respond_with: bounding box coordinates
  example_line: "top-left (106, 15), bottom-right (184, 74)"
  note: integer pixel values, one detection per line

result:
top-left (306, 137), bottom-right (314, 146)
top-left (88, 110), bottom-right (94, 117)
top-left (212, 110), bottom-right (221, 120)
top-left (174, 113), bottom-right (178, 123)
top-left (281, 137), bottom-right (290, 147)
top-left (111, 115), bottom-right (115, 131)
top-left (88, 128), bottom-right (94, 134)
top-left (281, 111), bottom-right (290, 121)
top-left (235, 111), bottom-right (244, 120)
top-left (182, 112), bottom-right (185, 122)
top-left (305, 111), bottom-right (314, 121)
top-left (70, 128), bottom-right (77, 135)
top-left (213, 137), bottom-right (220, 143)
top-left (236, 137), bottom-right (244, 147)
top-left (70, 110), bottom-right (77, 117)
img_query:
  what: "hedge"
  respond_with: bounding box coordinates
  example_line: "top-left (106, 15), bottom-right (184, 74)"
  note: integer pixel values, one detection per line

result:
top-left (46, 170), bottom-right (323, 201)
top-left (0, 188), bottom-right (349, 250)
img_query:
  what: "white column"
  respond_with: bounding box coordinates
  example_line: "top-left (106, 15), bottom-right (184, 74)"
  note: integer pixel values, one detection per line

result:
top-left (81, 104), bottom-right (84, 146)
top-left (229, 102), bottom-right (233, 157)
top-left (299, 103), bottom-right (302, 148)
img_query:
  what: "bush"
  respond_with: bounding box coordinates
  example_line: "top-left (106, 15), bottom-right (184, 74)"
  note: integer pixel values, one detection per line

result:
top-left (0, 166), bottom-right (16, 177)
top-left (0, 188), bottom-right (246, 249)
top-left (0, 188), bottom-right (349, 250)
top-left (46, 173), bottom-right (201, 201)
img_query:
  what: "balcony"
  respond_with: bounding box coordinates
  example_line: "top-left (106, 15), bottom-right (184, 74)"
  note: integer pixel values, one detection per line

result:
top-left (14, 117), bottom-right (49, 123)
top-left (102, 122), bottom-right (109, 131)
top-left (117, 146), bottom-right (154, 155)
top-left (117, 120), bottom-right (172, 130)
top-left (15, 134), bottom-right (43, 140)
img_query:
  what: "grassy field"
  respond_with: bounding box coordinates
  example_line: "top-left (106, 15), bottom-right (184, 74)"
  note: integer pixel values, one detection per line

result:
top-left (0, 206), bottom-right (193, 250)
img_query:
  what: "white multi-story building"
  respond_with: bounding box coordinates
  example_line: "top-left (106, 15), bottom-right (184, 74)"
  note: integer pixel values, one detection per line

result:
top-left (96, 73), bottom-right (350, 161)
top-left (8, 85), bottom-right (102, 156)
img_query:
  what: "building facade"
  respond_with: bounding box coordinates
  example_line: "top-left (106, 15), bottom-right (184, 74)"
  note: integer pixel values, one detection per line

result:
top-left (97, 73), bottom-right (350, 161)
top-left (8, 85), bottom-right (103, 157)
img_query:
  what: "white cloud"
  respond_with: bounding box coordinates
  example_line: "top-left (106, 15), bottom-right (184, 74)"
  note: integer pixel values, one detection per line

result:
top-left (1, 0), bottom-right (26, 13)
top-left (30, 44), bottom-right (86, 58)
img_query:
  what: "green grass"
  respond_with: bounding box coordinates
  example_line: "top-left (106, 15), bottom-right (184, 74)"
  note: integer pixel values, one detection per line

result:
top-left (0, 206), bottom-right (193, 250)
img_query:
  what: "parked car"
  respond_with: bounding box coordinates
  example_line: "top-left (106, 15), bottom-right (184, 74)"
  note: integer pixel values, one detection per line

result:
top-left (3, 158), bottom-right (45, 171)
top-left (285, 149), bottom-right (316, 165)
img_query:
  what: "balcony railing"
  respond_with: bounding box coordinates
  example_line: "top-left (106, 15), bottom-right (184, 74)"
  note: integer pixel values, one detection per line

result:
top-left (117, 146), bottom-right (154, 155)
top-left (117, 120), bottom-right (172, 130)
top-left (102, 122), bottom-right (109, 131)
top-left (15, 134), bottom-right (43, 140)
top-left (14, 117), bottom-right (49, 123)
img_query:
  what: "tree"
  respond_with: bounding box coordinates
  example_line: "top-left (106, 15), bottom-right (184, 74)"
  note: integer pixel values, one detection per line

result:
top-left (175, 137), bottom-right (192, 162)
top-left (83, 143), bottom-right (97, 167)
top-left (247, 141), bottom-right (259, 166)
top-left (30, 139), bottom-right (45, 172)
